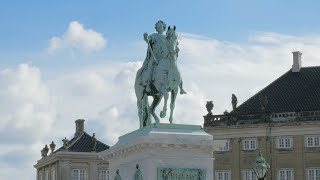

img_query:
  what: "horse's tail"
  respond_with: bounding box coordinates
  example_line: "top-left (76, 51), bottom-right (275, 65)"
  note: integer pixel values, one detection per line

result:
top-left (141, 92), bottom-right (150, 127)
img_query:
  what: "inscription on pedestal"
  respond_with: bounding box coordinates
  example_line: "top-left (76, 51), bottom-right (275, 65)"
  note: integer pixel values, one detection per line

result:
top-left (157, 168), bottom-right (206, 180)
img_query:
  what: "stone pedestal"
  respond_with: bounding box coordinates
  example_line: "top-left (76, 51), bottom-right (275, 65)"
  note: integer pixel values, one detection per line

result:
top-left (99, 123), bottom-right (215, 179)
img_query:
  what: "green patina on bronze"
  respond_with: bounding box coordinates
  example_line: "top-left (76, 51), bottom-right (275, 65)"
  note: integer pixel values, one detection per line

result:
top-left (135, 20), bottom-right (187, 129)
top-left (157, 167), bottom-right (206, 180)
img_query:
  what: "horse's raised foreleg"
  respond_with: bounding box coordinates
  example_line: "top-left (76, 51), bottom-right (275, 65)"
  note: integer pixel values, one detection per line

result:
top-left (169, 87), bottom-right (178, 124)
top-left (159, 84), bottom-right (169, 118)
top-left (150, 95), bottom-right (162, 123)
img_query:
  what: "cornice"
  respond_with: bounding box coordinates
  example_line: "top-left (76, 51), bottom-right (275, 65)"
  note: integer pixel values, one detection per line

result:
top-left (205, 122), bottom-right (320, 138)
top-left (34, 151), bottom-right (102, 169)
top-left (100, 142), bottom-right (214, 160)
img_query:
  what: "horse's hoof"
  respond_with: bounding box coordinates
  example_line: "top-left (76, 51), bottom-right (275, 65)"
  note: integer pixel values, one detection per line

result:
top-left (160, 111), bottom-right (166, 118)
top-left (154, 117), bottom-right (160, 123)
top-left (180, 89), bottom-right (187, 94)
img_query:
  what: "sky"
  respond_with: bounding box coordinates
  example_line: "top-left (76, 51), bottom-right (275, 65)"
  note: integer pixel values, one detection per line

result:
top-left (1, 1), bottom-right (320, 179)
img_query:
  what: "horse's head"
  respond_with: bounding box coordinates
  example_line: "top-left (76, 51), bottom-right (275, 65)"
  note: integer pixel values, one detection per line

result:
top-left (166, 26), bottom-right (178, 57)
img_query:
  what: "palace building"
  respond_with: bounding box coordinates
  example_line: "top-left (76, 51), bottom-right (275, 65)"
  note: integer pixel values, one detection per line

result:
top-left (204, 51), bottom-right (320, 180)
top-left (34, 51), bottom-right (320, 180)
top-left (34, 119), bottom-right (110, 180)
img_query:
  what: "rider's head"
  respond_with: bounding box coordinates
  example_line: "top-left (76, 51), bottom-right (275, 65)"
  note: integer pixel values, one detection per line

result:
top-left (155, 20), bottom-right (166, 34)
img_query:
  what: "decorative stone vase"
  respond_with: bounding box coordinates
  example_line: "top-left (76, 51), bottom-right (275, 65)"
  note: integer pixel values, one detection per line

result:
top-left (206, 101), bottom-right (214, 115)
top-left (50, 141), bottom-right (56, 153)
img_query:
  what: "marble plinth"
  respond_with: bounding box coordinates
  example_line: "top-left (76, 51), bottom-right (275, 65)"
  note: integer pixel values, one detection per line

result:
top-left (99, 123), bottom-right (215, 179)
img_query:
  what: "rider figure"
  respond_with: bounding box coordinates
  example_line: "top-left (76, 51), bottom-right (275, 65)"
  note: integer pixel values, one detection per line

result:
top-left (142, 20), bottom-right (186, 94)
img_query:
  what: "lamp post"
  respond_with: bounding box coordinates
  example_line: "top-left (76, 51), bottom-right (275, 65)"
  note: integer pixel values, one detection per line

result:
top-left (253, 151), bottom-right (270, 180)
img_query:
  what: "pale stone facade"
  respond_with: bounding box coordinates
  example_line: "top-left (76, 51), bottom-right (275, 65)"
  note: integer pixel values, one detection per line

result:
top-left (34, 119), bottom-right (110, 180)
top-left (205, 121), bottom-right (320, 180)
top-left (34, 152), bottom-right (109, 180)
top-left (204, 52), bottom-right (320, 180)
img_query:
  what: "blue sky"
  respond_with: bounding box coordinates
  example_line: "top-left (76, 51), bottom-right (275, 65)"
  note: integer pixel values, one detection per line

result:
top-left (1, 1), bottom-right (320, 180)
top-left (1, 1), bottom-right (320, 67)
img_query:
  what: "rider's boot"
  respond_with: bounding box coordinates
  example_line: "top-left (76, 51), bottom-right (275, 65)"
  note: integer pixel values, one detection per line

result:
top-left (146, 84), bottom-right (151, 92)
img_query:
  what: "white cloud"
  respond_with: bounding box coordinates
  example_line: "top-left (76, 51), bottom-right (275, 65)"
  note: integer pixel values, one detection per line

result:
top-left (249, 32), bottom-right (320, 45)
top-left (48, 21), bottom-right (106, 53)
top-left (177, 32), bottom-right (320, 114)
top-left (0, 64), bottom-right (56, 180)
top-left (3, 31), bottom-right (320, 180)
top-left (0, 64), bottom-right (55, 131)
top-left (45, 31), bottom-right (320, 145)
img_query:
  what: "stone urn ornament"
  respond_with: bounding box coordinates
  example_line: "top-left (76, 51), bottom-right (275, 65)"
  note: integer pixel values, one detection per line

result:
top-left (206, 101), bottom-right (214, 115)
top-left (50, 141), bottom-right (56, 153)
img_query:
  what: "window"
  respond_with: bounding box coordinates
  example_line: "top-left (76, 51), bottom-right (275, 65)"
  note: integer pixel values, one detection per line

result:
top-left (216, 170), bottom-right (231, 180)
top-left (72, 169), bottom-right (86, 180)
top-left (278, 169), bottom-right (293, 180)
top-left (99, 170), bottom-right (109, 180)
top-left (243, 170), bottom-right (257, 180)
top-left (243, 139), bottom-right (257, 150)
top-left (277, 137), bottom-right (293, 149)
top-left (307, 168), bottom-right (320, 180)
top-left (51, 168), bottom-right (56, 180)
top-left (219, 140), bottom-right (230, 151)
top-left (305, 136), bottom-right (320, 147)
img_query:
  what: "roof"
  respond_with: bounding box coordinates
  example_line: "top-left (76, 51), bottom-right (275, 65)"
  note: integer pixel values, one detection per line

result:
top-left (235, 66), bottom-right (320, 114)
top-left (55, 132), bottom-right (109, 153)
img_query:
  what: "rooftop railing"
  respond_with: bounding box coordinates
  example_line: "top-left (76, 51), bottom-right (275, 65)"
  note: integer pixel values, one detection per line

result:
top-left (204, 110), bottom-right (320, 127)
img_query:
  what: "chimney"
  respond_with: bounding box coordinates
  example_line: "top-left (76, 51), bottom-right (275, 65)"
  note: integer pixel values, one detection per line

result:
top-left (75, 119), bottom-right (85, 137)
top-left (292, 51), bottom-right (302, 72)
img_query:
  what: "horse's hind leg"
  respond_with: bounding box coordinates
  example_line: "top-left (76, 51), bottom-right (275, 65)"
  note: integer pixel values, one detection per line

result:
top-left (150, 95), bottom-right (162, 123)
top-left (137, 92), bottom-right (150, 128)
top-left (141, 94), bottom-right (150, 127)
top-left (159, 84), bottom-right (169, 118)
top-left (137, 99), bottom-right (143, 128)
top-left (169, 87), bottom-right (178, 124)
top-left (136, 87), bottom-right (144, 128)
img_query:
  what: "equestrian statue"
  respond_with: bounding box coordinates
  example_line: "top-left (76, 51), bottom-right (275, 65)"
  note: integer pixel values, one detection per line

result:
top-left (135, 20), bottom-right (186, 128)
